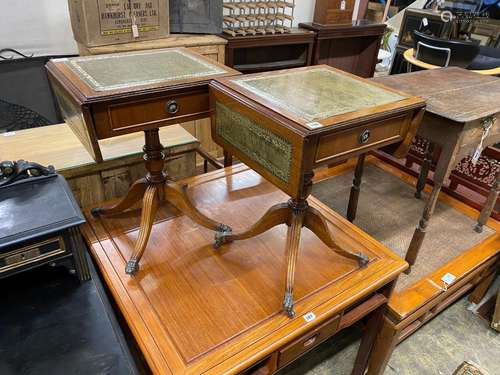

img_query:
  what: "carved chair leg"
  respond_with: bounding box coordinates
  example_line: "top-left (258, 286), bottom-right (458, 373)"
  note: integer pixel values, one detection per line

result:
top-left (125, 184), bottom-right (161, 275)
top-left (415, 142), bottom-right (434, 199)
top-left (304, 206), bottom-right (369, 268)
top-left (214, 202), bottom-right (291, 248)
top-left (282, 201), bottom-right (306, 318)
top-left (347, 153), bottom-right (366, 222)
top-left (475, 175), bottom-right (499, 233)
top-left (91, 178), bottom-right (148, 217)
top-left (164, 182), bottom-right (233, 245)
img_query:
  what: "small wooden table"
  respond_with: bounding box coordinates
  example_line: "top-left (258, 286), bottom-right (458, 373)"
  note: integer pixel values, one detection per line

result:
top-left (300, 21), bottom-right (387, 78)
top-left (372, 68), bottom-right (500, 270)
top-left (82, 165), bottom-right (408, 375)
top-left (46, 48), bottom-right (240, 275)
top-left (210, 65), bottom-right (425, 316)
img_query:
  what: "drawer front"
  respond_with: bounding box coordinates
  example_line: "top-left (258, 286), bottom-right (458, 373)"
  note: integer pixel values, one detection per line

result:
top-left (0, 237), bottom-right (66, 274)
top-left (315, 114), bottom-right (409, 165)
top-left (96, 92), bottom-right (210, 137)
top-left (278, 315), bottom-right (340, 368)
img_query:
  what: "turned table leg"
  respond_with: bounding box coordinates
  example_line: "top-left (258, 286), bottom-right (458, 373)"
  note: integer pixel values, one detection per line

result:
top-left (406, 181), bottom-right (442, 268)
top-left (405, 138), bottom-right (461, 271)
top-left (415, 141), bottom-right (434, 199)
top-left (475, 173), bottom-right (499, 233)
top-left (347, 154), bottom-right (366, 222)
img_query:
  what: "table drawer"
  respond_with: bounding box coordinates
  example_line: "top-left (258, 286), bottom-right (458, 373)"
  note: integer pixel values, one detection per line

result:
top-left (315, 114), bottom-right (409, 165)
top-left (278, 314), bottom-right (340, 368)
top-left (97, 92), bottom-right (210, 137)
top-left (0, 237), bottom-right (66, 274)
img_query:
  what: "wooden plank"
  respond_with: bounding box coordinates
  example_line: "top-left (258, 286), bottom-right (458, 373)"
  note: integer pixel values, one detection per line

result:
top-left (0, 123), bottom-right (198, 172)
top-left (0, 123), bottom-right (199, 207)
top-left (78, 35), bottom-right (227, 56)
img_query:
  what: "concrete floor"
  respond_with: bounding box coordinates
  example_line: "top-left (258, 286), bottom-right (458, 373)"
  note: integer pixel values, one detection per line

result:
top-left (280, 278), bottom-right (500, 375)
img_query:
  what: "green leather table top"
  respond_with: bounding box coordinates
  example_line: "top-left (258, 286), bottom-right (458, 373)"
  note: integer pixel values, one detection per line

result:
top-left (60, 48), bottom-right (228, 92)
top-left (230, 68), bottom-right (407, 127)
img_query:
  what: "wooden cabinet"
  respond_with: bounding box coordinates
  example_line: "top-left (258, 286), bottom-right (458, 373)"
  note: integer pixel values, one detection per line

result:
top-left (300, 21), bottom-right (386, 78)
top-left (222, 28), bottom-right (315, 74)
top-left (313, 0), bottom-right (355, 25)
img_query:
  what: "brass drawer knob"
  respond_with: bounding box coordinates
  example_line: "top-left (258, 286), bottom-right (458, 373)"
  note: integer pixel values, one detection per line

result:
top-left (165, 100), bottom-right (179, 114)
top-left (359, 129), bottom-right (370, 144)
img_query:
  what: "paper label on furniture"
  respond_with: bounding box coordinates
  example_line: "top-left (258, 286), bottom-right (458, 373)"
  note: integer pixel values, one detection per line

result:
top-left (307, 122), bottom-right (323, 129)
top-left (2, 132), bottom-right (16, 137)
top-left (303, 312), bottom-right (316, 322)
top-left (441, 273), bottom-right (456, 285)
top-left (132, 24), bottom-right (139, 38)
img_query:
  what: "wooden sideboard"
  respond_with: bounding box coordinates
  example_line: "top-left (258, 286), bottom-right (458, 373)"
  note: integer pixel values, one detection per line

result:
top-left (0, 123), bottom-right (198, 207)
top-left (300, 21), bottom-right (386, 78)
top-left (78, 34), bottom-right (228, 164)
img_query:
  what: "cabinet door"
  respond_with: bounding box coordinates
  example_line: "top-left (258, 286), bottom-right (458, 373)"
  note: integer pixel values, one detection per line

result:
top-left (169, 0), bottom-right (222, 34)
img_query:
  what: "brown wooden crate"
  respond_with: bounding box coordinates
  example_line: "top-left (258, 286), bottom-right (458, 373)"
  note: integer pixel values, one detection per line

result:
top-left (68, 0), bottom-right (169, 47)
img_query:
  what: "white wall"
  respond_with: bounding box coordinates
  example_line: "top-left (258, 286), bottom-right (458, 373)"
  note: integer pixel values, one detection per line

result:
top-left (1, 0), bottom-right (79, 57)
top-left (0, 0), bottom-right (317, 58)
top-left (293, 0), bottom-right (316, 26)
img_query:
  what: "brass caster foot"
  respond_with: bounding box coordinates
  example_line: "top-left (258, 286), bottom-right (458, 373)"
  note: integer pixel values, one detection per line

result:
top-left (283, 292), bottom-right (295, 318)
top-left (125, 260), bottom-right (139, 275)
top-left (91, 207), bottom-right (102, 217)
top-left (474, 223), bottom-right (483, 233)
top-left (357, 252), bottom-right (369, 268)
top-left (213, 224), bottom-right (233, 249)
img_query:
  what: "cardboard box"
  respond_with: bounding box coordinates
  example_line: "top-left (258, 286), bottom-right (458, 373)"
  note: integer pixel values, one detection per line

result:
top-left (68, 0), bottom-right (169, 47)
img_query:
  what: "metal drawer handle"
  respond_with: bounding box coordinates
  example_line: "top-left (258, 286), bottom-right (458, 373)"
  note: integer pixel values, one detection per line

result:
top-left (359, 129), bottom-right (370, 144)
top-left (303, 334), bottom-right (318, 348)
top-left (165, 100), bottom-right (179, 114)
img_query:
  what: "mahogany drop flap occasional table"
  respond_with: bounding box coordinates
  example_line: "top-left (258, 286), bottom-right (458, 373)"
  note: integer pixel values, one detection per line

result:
top-left (209, 66), bottom-right (425, 316)
top-left (46, 48), bottom-right (240, 275)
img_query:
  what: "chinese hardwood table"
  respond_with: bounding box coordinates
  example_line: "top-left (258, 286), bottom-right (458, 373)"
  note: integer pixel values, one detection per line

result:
top-left (46, 48), bottom-right (239, 275)
top-left (82, 164), bottom-right (408, 375)
top-left (209, 65), bottom-right (425, 317)
top-left (372, 68), bottom-right (500, 272)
